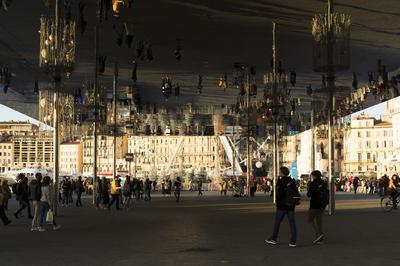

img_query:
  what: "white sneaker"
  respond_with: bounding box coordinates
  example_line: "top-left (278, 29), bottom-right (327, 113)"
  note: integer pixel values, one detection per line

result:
top-left (265, 239), bottom-right (278, 245)
top-left (30, 227), bottom-right (38, 232)
top-left (53, 225), bottom-right (62, 231)
top-left (313, 234), bottom-right (324, 244)
top-left (289, 243), bottom-right (297, 247)
top-left (38, 227), bottom-right (46, 232)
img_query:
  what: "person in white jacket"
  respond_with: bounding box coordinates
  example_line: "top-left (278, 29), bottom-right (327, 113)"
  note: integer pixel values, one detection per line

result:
top-left (38, 176), bottom-right (61, 232)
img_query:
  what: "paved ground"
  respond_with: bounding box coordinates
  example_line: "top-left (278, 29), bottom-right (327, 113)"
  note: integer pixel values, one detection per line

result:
top-left (1, 191), bottom-right (399, 266)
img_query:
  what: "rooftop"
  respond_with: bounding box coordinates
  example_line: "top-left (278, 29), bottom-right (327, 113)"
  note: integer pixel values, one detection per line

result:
top-left (374, 121), bottom-right (392, 127)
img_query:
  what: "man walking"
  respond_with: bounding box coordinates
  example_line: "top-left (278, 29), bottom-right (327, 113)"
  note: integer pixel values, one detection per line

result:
top-left (265, 166), bottom-right (299, 247)
top-left (174, 177), bottom-right (182, 202)
top-left (307, 170), bottom-right (328, 244)
top-left (75, 176), bottom-right (85, 207)
top-left (95, 176), bottom-right (103, 208)
top-left (60, 177), bottom-right (71, 207)
top-left (0, 186), bottom-right (11, 225)
top-left (14, 174), bottom-right (33, 219)
top-left (198, 179), bottom-right (203, 196)
top-left (353, 176), bottom-right (359, 195)
top-left (144, 178), bottom-right (152, 202)
top-left (28, 173), bottom-right (42, 231)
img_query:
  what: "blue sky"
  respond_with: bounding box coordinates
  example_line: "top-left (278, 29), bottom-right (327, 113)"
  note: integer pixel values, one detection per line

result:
top-left (0, 104), bottom-right (41, 125)
top-left (351, 102), bottom-right (387, 119)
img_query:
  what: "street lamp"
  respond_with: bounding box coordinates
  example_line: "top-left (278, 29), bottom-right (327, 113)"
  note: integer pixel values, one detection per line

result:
top-left (39, 0), bottom-right (76, 214)
top-left (312, 0), bottom-right (351, 215)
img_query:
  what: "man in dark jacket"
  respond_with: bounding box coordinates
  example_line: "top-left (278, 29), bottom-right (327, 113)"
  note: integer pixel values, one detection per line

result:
top-left (95, 176), bottom-right (103, 208)
top-left (307, 170), bottom-right (327, 244)
top-left (266, 167), bottom-right (299, 247)
top-left (353, 176), bottom-right (359, 195)
top-left (14, 174), bottom-right (33, 219)
top-left (144, 178), bottom-right (152, 202)
top-left (0, 187), bottom-right (11, 225)
top-left (28, 173), bottom-right (42, 231)
top-left (75, 176), bottom-right (85, 207)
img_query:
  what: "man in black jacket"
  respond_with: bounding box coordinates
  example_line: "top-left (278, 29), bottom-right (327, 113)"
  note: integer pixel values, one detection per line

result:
top-left (266, 167), bottom-right (299, 247)
top-left (14, 174), bottom-right (33, 219)
top-left (75, 176), bottom-right (85, 207)
top-left (28, 173), bottom-right (42, 231)
top-left (307, 170), bottom-right (327, 244)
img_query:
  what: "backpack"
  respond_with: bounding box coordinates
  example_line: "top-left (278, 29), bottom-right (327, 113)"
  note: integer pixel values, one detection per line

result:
top-left (284, 179), bottom-right (301, 207)
top-left (316, 184), bottom-right (329, 209)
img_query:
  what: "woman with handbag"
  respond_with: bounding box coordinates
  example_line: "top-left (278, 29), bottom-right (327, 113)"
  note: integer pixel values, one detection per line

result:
top-left (38, 176), bottom-right (61, 232)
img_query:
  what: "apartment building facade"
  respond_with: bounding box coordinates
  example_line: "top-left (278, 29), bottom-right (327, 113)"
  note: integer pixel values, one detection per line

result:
top-left (343, 114), bottom-right (394, 177)
top-left (128, 136), bottom-right (217, 175)
top-left (12, 133), bottom-right (54, 169)
top-left (0, 141), bottom-right (13, 173)
top-left (60, 141), bottom-right (83, 175)
top-left (82, 135), bottom-right (128, 176)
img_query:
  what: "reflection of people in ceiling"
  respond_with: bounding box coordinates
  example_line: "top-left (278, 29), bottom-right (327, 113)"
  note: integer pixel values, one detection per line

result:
top-left (320, 142), bottom-right (325, 159)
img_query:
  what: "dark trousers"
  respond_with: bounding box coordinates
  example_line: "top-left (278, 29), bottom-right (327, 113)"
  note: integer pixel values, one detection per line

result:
top-left (95, 193), bottom-right (102, 207)
top-left (271, 209), bottom-right (297, 243)
top-left (0, 204), bottom-right (10, 225)
top-left (308, 209), bottom-right (324, 236)
top-left (145, 190), bottom-right (151, 201)
top-left (174, 189), bottom-right (181, 202)
top-left (134, 190), bottom-right (141, 201)
top-left (39, 201), bottom-right (56, 226)
top-left (391, 189), bottom-right (399, 208)
top-left (15, 200), bottom-right (32, 217)
top-left (108, 194), bottom-right (120, 209)
top-left (102, 193), bottom-right (109, 206)
top-left (62, 192), bottom-right (69, 205)
top-left (76, 192), bottom-right (83, 207)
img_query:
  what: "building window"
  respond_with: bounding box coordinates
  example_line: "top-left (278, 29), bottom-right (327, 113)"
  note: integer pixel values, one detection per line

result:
top-left (357, 131), bottom-right (361, 138)
top-left (367, 153), bottom-right (371, 160)
top-left (366, 131), bottom-right (370, 138)
top-left (358, 153), bottom-right (362, 162)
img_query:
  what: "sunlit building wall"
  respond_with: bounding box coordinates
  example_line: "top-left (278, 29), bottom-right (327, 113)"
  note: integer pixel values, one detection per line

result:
top-left (12, 132), bottom-right (54, 169)
top-left (82, 135), bottom-right (128, 176)
top-left (0, 140), bottom-right (13, 173)
top-left (128, 136), bottom-right (217, 175)
top-left (343, 114), bottom-right (393, 177)
top-left (60, 142), bottom-right (83, 175)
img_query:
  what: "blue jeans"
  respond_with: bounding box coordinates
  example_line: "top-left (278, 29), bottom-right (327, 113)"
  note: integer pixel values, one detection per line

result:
top-left (39, 201), bottom-right (56, 226)
top-left (271, 209), bottom-right (297, 243)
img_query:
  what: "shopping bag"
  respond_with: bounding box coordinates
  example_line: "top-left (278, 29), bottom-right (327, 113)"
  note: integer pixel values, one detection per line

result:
top-left (46, 210), bottom-right (54, 223)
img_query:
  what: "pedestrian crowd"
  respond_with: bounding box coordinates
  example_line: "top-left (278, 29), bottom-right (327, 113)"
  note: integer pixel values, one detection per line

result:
top-left (0, 173), bottom-right (61, 231)
top-left (335, 174), bottom-right (400, 197)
